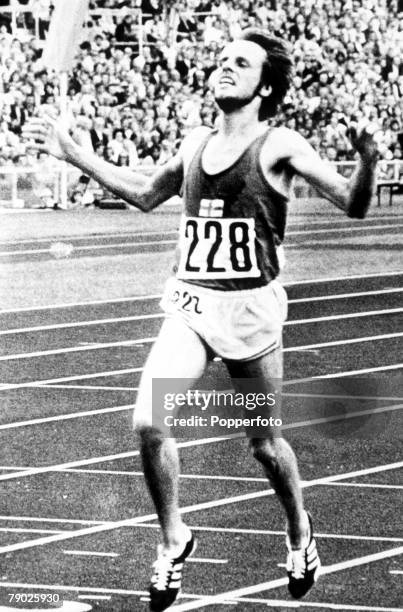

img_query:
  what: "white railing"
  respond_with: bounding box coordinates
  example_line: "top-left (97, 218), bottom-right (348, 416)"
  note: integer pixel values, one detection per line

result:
top-left (0, 160), bottom-right (402, 209)
top-left (293, 160), bottom-right (402, 199)
top-left (0, 165), bottom-right (79, 209)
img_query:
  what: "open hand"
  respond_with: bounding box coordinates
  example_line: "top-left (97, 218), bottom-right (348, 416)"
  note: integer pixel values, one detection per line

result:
top-left (22, 114), bottom-right (75, 161)
top-left (347, 121), bottom-right (380, 163)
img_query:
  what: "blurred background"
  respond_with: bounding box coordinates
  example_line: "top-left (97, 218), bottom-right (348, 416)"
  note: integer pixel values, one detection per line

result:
top-left (0, 0), bottom-right (402, 208)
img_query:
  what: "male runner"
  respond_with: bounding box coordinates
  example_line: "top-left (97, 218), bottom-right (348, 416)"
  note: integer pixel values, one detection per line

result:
top-left (25, 29), bottom-right (378, 611)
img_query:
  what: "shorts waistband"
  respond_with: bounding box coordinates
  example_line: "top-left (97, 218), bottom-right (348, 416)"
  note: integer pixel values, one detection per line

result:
top-left (171, 278), bottom-right (278, 299)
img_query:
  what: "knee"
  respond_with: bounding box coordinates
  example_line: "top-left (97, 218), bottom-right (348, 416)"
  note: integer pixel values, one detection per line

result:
top-left (250, 437), bottom-right (281, 470)
top-left (134, 419), bottom-right (167, 459)
top-left (133, 412), bottom-right (161, 442)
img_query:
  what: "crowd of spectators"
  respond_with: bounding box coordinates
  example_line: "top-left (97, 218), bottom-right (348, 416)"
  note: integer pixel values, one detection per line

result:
top-left (0, 0), bottom-right (402, 177)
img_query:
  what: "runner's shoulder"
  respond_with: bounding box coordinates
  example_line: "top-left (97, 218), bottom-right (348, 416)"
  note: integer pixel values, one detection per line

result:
top-left (180, 126), bottom-right (212, 169)
top-left (262, 126), bottom-right (310, 163)
top-left (266, 126), bottom-right (308, 149)
top-left (181, 126), bottom-right (211, 151)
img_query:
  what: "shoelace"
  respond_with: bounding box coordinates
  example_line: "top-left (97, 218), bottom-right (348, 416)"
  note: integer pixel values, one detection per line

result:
top-left (151, 551), bottom-right (175, 591)
top-left (287, 549), bottom-right (306, 579)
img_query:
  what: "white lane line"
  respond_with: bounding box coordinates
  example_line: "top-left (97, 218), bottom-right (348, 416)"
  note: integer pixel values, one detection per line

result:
top-left (0, 392), bottom-right (401, 472)
top-left (63, 550), bottom-right (119, 558)
top-left (0, 294), bottom-right (161, 314)
top-left (0, 239), bottom-right (177, 257)
top-left (1, 336), bottom-right (402, 393)
top-left (284, 364), bottom-right (403, 387)
top-left (0, 378), bottom-right (403, 431)
top-left (34, 384), bottom-right (138, 391)
top-left (55, 467), bottom-right (403, 492)
top-left (0, 435), bottom-right (232, 483)
top-left (284, 270), bottom-right (402, 285)
top-left (39, 385), bottom-right (403, 395)
top-left (1, 306), bottom-right (401, 338)
top-left (0, 604), bottom-right (91, 612)
top-left (62, 469), bottom-right (266, 482)
top-left (287, 223), bottom-right (403, 236)
top-left (0, 452), bottom-right (400, 491)
top-left (0, 404), bottom-right (135, 430)
top-left (389, 570), bottom-right (403, 574)
top-left (1, 398), bottom-right (401, 448)
top-left (2, 518), bottom-right (402, 544)
top-left (0, 313), bottom-right (162, 337)
top-left (188, 558), bottom-right (228, 565)
top-left (327, 482), bottom-right (403, 490)
top-left (284, 392), bottom-right (403, 402)
top-left (281, 403), bottom-right (403, 430)
top-left (0, 581), bottom-right (397, 612)
top-left (0, 516), bottom-right (110, 527)
top-left (1, 277), bottom-right (402, 315)
top-left (78, 595), bottom-right (111, 601)
top-left (0, 229), bottom-right (179, 246)
top-left (2, 224), bottom-right (401, 257)
top-left (0, 527), bottom-right (63, 534)
top-left (0, 461), bottom-right (401, 556)
top-left (1, 331), bottom-right (401, 363)
top-left (0, 367), bottom-right (144, 391)
top-left (170, 546), bottom-right (403, 611)
top-left (2, 218), bottom-right (397, 247)
top-left (4, 215), bottom-right (402, 246)
top-left (0, 463), bottom-right (263, 482)
top-left (0, 338), bottom-right (155, 361)
top-left (0, 581), bottom-right (149, 598)
top-left (285, 308), bottom-right (403, 326)
top-left (283, 332), bottom-right (403, 352)
top-left (290, 287), bottom-right (403, 303)
top-left (139, 524), bottom-right (403, 544)
top-left (228, 598), bottom-right (403, 611)
top-left (309, 363), bottom-right (403, 379)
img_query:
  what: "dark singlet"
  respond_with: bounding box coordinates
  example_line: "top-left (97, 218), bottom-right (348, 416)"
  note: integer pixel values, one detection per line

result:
top-left (174, 129), bottom-right (289, 291)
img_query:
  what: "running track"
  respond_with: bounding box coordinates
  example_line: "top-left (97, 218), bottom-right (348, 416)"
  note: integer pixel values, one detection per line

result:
top-left (0, 208), bottom-right (401, 611)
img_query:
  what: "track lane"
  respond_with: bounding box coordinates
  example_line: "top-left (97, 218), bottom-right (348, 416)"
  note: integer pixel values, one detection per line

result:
top-left (1, 273), bottom-right (401, 331)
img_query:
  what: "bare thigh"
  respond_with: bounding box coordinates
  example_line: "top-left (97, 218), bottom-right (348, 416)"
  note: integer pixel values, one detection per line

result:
top-left (134, 317), bottom-right (208, 429)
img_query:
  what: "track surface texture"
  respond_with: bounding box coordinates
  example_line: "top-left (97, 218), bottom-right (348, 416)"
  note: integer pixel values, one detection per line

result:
top-left (0, 197), bottom-right (402, 612)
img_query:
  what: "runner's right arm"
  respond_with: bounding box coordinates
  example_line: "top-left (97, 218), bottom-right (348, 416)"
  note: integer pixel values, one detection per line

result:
top-left (23, 115), bottom-right (183, 211)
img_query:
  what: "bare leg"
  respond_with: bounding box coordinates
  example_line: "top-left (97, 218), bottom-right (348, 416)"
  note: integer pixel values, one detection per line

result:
top-left (134, 317), bottom-right (208, 553)
top-left (226, 347), bottom-right (308, 548)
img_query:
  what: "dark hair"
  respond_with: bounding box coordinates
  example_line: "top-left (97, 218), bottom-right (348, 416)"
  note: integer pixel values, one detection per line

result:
top-left (239, 28), bottom-right (293, 120)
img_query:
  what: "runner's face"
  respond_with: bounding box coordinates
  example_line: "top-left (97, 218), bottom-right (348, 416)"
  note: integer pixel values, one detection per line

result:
top-left (214, 41), bottom-right (267, 110)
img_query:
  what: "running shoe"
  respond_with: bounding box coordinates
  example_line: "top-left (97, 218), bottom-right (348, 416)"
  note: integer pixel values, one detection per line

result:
top-left (149, 533), bottom-right (196, 611)
top-left (286, 512), bottom-right (321, 599)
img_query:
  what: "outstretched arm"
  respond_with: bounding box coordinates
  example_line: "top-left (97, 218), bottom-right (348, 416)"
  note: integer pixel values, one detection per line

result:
top-left (283, 124), bottom-right (378, 218)
top-left (23, 116), bottom-right (183, 212)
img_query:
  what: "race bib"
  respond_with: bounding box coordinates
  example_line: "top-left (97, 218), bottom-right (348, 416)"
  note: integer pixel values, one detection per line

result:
top-left (177, 216), bottom-right (260, 279)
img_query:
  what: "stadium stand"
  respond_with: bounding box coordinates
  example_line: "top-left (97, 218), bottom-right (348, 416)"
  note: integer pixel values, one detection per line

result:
top-left (0, 0), bottom-right (402, 206)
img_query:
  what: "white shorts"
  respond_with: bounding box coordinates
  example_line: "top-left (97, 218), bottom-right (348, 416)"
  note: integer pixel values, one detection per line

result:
top-left (160, 277), bottom-right (288, 362)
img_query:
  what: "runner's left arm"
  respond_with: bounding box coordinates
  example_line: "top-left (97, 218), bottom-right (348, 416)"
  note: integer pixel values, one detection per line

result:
top-left (282, 125), bottom-right (378, 218)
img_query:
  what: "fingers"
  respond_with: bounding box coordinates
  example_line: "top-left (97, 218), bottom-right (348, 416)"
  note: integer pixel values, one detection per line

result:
top-left (348, 120), bottom-right (382, 149)
top-left (22, 122), bottom-right (48, 138)
top-left (350, 119), bottom-right (381, 138)
top-left (346, 123), bottom-right (357, 142)
top-left (22, 119), bottom-right (51, 154)
top-left (361, 122), bottom-right (382, 143)
top-left (40, 112), bottom-right (59, 129)
top-left (38, 106), bottom-right (58, 120)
